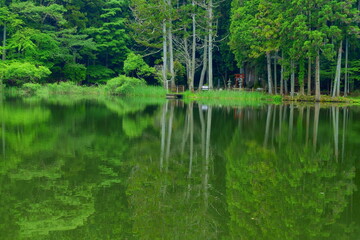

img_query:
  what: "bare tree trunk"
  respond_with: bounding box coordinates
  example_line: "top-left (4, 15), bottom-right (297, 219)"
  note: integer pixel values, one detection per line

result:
top-left (344, 38), bottom-right (349, 96)
top-left (208, 0), bottom-right (213, 89)
top-left (315, 50), bottom-right (321, 102)
top-left (332, 40), bottom-right (343, 97)
top-left (280, 52), bottom-right (284, 95)
top-left (266, 52), bottom-right (273, 94)
top-left (190, 0), bottom-right (196, 91)
top-left (2, 23), bottom-right (6, 61)
top-left (274, 52), bottom-right (278, 94)
top-left (290, 60), bottom-right (295, 97)
top-left (162, 21), bottom-right (168, 89)
top-left (198, 41), bottom-right (208, 89)
top-left (307, 57), bottom-right (311, 95)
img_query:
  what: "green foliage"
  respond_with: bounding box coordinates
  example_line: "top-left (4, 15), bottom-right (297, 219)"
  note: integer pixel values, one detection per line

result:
top-left (105, 75), bottom-right (145, 95)
top-left (123, 53), bottom-right (156, 79)
top-left (22, 82), bottom-right (42, 94)
top-left (86, 65), bottom-right (115, 83)
top-left (2, 61), bottom-right (51, 85)
top-left (64, 63), bottom-right (86, 83)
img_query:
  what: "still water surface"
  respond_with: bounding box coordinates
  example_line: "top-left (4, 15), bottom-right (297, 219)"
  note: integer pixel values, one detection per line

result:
top-left (0, 96), bottom-right (360, 239)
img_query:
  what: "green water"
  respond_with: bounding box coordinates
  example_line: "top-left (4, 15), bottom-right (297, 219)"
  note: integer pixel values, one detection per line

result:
top-left (0, 96), bottom-right (360, 240)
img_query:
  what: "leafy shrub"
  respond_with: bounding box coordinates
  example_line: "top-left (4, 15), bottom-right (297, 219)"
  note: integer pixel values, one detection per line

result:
top-left (22, 83), bottom-right (42, 94)
top-left (105, 75), bottom-right (145, 95)
top-left (3, 61), bottom-right (51, 85)
top-left (63, 63), bottom-right (86, 83)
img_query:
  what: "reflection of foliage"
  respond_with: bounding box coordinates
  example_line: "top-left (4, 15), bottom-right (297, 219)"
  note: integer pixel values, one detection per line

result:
top-left (225, 134), bottom-right (356, 240)
top-left (122, 115), bottom-right (153, 138)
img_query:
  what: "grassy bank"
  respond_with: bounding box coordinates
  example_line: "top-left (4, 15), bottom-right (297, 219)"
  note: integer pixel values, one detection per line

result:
top-left (283, 95), bottom-right (360, 104)
top-left (183, 90), bottom-right (282, 102)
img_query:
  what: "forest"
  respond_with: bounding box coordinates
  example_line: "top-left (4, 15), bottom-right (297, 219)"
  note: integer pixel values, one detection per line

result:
top-left (0, 0), bottom-right (359, 99)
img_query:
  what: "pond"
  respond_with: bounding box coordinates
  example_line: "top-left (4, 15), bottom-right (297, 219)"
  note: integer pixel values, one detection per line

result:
top-left (0, 95), bottom-right (359, 239)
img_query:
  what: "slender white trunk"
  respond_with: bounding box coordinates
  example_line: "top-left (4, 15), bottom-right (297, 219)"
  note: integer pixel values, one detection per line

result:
top-left (307, 57), bottom-right (311, 95)
top-left (280, 56), bottom-right (284, 95)
top-left (315, 50), bottom-right (320, 101)
top-left (290, 60), bottom-right (295, 97)
top-left (190, 0), bottom-right (196, 91)
top-left (162, 21), bottom-right (168, 88)
top-left (344, 38), bottom-right (348, 96)
top-left (266, 52), bottom-right (273, 94)
top-left (274, 52), bottom-right (277, 94)
top-left (168, 25), bottom-right (175, 87)
top-left (208, 0), bottom-right (213, 89)
top-left (199, 41), bottom-right (208, 89)
top-left (332, 40), bottom-right (343, 97)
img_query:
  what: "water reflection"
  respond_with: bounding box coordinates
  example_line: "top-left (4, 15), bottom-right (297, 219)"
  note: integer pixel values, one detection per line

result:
top-left (0, 96), bottom-right (359, 239)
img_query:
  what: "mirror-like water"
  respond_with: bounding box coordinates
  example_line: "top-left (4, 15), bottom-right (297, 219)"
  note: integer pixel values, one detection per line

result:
top-left (0, 96), bottom-right (359, 239)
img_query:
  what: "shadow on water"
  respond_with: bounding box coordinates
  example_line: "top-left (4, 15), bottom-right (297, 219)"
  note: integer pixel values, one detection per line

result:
top-left (0, 95), bottom-right (360, 239)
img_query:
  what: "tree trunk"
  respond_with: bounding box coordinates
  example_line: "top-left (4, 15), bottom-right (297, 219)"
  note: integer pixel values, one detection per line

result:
top-left (290, 60), bottom-right (295, 97)
top-left (168, 25), bottom-right (175, 87)
top-left (307, 57), bottom-right (311, 95)
top-left (274, 52), bottom-right (278, 94)
top-left (162, 21), bottom-right (168, 89)
top-left (332, 40), bottom-right (343, 97)
top-left (190, 0), bottom-right (196, 91)
top-left (280, 52), bottom-right (284, 95)
top-left (2, 23), bottom-right (6, 61)
top-left (208, 0), bottom-right (213, 89)
top-left (198, 41), bottom-right (208, 89)
top-left (315, 50), bottom-right (321, 101)
top-left (344, 38), bottom-right (348, 96)
top-left (266, 52), bottom-right (273, 94)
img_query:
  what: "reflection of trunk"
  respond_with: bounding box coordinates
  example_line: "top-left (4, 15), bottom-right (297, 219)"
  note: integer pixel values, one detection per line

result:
top-left (271, 105), bottom-right (276, 146)
top-left (306, 106), bottom-right (310, 146)
top-left (332, 106), bottom-right (339, 161)
top-left (199, 41), bottom-right (208, 89)
top-left (181, 105), bottom-right (191, 154)
top-left (204, 106), bottom-right (212, 208)
top-left (315, 51), bottom-right (321, 101)
top-left (341, 107), bottom-right (347, 162)
top-left (288, 104), bottom-right (294, 141)
top-left (266, 52), bottom-right (273, 94)
top-left (188, 102), bottom-right (194, 177)
top-left (263, 105), bottom-right (272, 147)
top-left (160, 102), bottom-right (168, 171)
top-left (198, 104), bottom-right (206, 157)
top-left (313, 103), bottom-right (320, 149)
top-left (165, 103), bottom-right (174, 171)
top-left (278, 105), bottom-right (283, 148)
